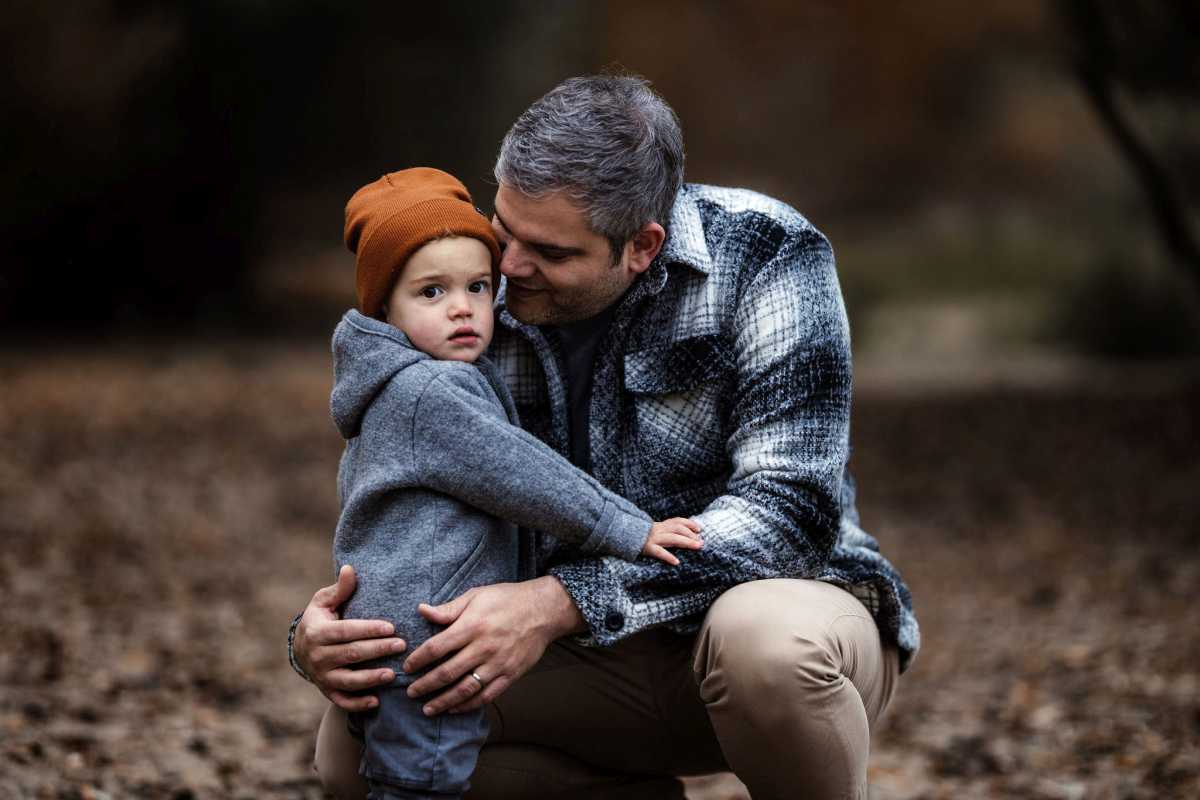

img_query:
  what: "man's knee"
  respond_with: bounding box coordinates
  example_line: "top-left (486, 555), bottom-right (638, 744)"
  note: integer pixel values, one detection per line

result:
top-left (695, 579), bottom-right (871, 696)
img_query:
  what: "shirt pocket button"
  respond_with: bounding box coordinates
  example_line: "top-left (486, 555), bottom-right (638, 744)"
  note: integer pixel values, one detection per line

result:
top-left (604, 610), bottom-right (625, 632)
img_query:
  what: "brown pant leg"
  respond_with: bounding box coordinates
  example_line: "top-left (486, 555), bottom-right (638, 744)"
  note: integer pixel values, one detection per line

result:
top-left (471, 744), bottom-right (684, 800)
top-left (316, 579), bottom-right (900, 800)
top-left (312, 635), bottom-right (694, 800)
top-left (693, 579), bottom-right (900, 800)
top-left (469, 628), bottom-right (718, 799)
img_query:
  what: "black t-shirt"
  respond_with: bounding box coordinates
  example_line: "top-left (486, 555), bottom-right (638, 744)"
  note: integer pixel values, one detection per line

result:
top-left (552, 303), bottom-right (618, 472)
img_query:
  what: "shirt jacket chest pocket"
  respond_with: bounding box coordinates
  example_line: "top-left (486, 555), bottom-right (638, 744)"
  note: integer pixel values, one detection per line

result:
top-left (621, 333), bottom-right (735, 513)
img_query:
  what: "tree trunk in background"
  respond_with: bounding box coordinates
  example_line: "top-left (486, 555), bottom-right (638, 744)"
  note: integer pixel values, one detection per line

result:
top-left (1061, 0), bottom-right (1200, 288)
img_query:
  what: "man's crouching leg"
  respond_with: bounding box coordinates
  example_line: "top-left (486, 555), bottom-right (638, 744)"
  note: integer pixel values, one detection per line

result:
top-left (314, 702), bottom-right (678, 800)
top-left (693, 579), bottom-right (900, 800)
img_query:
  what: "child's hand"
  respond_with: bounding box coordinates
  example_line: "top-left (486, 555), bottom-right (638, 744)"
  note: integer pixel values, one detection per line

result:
top-left (642, 518), bottom-right (704, 566)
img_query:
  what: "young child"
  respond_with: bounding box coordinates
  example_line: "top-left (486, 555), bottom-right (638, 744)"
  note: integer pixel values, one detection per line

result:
top-left (332, 168), bottom-right (702, 800)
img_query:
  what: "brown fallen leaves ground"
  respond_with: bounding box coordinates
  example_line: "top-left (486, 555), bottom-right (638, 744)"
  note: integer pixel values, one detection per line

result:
top-left (1, 345), bottom-right (1196, 800)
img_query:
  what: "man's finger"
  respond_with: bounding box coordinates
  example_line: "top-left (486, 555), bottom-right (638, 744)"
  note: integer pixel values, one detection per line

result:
top-left (313, 637), bottom-right (407, 671)
top-left (322, 666), bottom-right (396, 693)
top-left (308, 618), bottom-right (399, 647)
top-left (315, 564), bottom-right (359, 609)
top-left (329, 690), bottom-right (379, 713)
top-left (449, 674), bottom-right (512, 715)
top-left (406, 644), bottom-right (481, 696)
top-left (420, 673), bottom-right (485, 716)
top-left (404, 618), bottom-right (476, 673)
top-left (478, 674), bottom-right (512, 705)
top-left (416, 589), bottom-right (476, 626)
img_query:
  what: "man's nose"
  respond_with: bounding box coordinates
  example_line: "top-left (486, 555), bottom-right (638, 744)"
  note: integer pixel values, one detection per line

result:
top-left (499, 243), bottom-right (533, 278)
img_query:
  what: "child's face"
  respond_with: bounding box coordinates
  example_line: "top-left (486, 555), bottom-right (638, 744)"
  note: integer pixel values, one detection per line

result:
top-left (384, 236), bottom-right (495, 362)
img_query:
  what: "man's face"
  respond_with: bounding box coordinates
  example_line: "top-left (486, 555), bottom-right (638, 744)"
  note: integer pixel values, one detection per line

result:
top-left (491, 184), bottom-right (639, 325)
top-left (384, 236), bottom-right (495, 363)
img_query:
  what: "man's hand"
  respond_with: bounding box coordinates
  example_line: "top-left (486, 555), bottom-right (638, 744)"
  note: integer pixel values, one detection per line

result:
top-left (402, 576), bottom-right (585, 716)
top-left (293, 564), bottom-right (408, 712)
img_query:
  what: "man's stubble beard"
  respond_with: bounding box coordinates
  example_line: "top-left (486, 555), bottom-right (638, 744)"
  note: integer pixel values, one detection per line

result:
top-left (506, 263), bottom-right (632, 326)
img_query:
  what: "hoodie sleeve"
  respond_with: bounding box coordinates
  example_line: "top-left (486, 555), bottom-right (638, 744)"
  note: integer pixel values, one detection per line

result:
top-left (410, 365), bottom-right (652, 562)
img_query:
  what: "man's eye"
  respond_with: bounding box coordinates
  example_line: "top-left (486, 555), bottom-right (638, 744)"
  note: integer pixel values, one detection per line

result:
top-left (469, 281), bottom-right (490, 294)
top-left (420, 286), bottom-right (443, 299)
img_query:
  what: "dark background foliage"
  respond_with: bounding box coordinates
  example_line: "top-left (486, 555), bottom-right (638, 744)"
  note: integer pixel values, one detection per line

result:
top-left (3, 1), bottom-right (1197, 352)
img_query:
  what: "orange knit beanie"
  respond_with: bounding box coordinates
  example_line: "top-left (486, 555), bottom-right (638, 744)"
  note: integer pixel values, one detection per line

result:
top-left (344, 168), bottom-right (502, 318)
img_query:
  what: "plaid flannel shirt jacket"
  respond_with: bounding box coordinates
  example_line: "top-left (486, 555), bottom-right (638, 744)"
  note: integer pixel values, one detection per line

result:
top-left (489, 183), bottom-right (920, 672)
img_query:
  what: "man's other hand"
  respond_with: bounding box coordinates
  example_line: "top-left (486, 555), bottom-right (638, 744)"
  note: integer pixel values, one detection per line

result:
top-left (402, 576), bottom-right (584, 716)
top-left (294, 564), bottom-right (408, 712)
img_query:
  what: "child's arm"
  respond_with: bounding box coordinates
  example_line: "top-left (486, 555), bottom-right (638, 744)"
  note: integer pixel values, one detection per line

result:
top-left (408, 365), bottom-right (700, 563)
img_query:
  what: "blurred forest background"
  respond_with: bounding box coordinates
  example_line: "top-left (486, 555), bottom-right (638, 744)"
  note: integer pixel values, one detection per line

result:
top-left (1, 2), bottom-right (1197, 799)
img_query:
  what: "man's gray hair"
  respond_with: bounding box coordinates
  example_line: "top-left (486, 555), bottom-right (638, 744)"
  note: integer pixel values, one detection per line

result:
top-left (494, 73), bottom-right (685, 263)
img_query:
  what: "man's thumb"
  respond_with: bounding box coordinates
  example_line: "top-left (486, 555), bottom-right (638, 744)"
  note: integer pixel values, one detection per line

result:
top-left (325, 564), bottom-right (358, 608)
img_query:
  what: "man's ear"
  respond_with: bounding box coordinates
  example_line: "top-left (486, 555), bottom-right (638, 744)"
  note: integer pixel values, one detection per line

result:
top-left (626, 222), bottom-right (666, 275)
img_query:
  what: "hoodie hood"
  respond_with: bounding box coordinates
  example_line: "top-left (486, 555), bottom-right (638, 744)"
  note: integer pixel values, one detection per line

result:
top-left (330, 309), bottom-right (429, 439)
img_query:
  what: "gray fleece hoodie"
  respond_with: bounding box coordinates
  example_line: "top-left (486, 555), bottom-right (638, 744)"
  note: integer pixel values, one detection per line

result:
top-left (330, 310), bottom-right (652, 674)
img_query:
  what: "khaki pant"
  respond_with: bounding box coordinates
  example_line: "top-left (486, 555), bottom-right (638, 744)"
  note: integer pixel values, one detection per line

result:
top-left (315, 579), bottom-right (900, 800)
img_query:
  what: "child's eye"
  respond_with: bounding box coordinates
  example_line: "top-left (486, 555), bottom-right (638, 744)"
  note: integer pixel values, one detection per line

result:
top-left (420, 286), bottom-right (443, 299)
top-left (469, 280), bottom-right (490, 294)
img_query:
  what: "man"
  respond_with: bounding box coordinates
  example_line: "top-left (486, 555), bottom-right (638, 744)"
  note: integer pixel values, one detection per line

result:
top-left (291, 74), bottom-right (919, 800)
